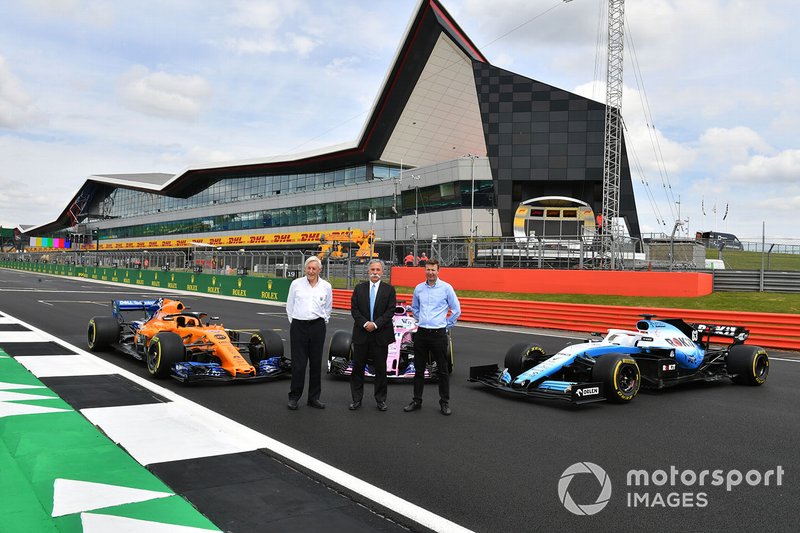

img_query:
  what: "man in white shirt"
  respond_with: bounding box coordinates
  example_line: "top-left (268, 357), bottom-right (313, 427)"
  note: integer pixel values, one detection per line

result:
top-left (286, 256), bottom-right (332, 410)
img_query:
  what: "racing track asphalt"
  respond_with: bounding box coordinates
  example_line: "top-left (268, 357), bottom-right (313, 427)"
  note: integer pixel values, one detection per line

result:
top-left (1, 268), bottom-right (799, 533)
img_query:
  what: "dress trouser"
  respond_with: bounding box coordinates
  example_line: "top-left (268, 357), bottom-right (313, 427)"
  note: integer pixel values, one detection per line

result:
top-left (412, 328), bottom-right (449, 404)
top-left (289, 318), bottom-right (325, 402)
top-left (351, 339), bottom-right (388, 403)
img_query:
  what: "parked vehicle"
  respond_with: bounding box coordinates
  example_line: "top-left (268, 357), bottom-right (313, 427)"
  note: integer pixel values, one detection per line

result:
top-left (87, 298), bottom-right (289, 383)
top-left (469, 315), bottom-right (768, 405)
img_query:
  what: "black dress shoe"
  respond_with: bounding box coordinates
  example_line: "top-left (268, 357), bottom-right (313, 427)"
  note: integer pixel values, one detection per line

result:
top-left (403, 400), bottom-right (421, 412)
top-left (287, 399), bottom-right (298, 410)
top-left (377, 401), bottom-right (388, 411)
top-left (349, 400), bottom-right (362, 410)
top-left (440, 402), bottom-right (452, 416)
top-left (307, 399), bottom-right (326, 409)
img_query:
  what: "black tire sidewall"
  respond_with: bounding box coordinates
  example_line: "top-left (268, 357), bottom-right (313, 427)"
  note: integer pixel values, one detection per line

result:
top-left (727, 345), bottom-right (769, 385)
top-left (329, 330), bottom-right (353, 360)
top-left (592, 353), bottom-right (640, 402)
top-left (87, 316), bottom-right (118, 351)
top-left (147, 331), bottom-right (185, 378)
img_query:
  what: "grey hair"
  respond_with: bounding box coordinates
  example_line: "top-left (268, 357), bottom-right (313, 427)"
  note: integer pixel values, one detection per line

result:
top-left (305, 256), bottom-right (322, 268)
top-left (367, 258), bottom-right (385, 269)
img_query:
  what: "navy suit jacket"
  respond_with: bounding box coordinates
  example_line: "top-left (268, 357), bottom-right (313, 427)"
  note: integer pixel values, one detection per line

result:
top-left (351, 281), bottom-right (397, 346)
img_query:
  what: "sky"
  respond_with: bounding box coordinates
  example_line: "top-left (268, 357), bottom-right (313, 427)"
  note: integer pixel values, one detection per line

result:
top-left (0, 0), bottom-right (798, 242)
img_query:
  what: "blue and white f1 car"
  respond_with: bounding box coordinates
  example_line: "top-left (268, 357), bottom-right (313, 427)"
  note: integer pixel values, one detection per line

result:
top-left (468, 315), bottom-right (769, 405)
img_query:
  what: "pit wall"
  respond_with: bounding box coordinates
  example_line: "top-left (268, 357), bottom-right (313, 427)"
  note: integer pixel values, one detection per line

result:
top-left (390, 267), bottom-right (713, 297)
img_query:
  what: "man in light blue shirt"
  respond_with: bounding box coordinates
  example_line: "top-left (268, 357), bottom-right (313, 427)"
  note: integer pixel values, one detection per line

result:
top-left (404, 258), bottom-right (461, 415)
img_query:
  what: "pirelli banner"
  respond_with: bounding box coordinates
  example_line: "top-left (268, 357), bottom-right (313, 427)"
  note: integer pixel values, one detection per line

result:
top-left (0, 261), bottom-right (291, 302)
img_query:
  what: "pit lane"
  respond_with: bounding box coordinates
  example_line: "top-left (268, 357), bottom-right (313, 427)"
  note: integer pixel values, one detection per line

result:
top-left (2, 268), bottom-right (799, 532)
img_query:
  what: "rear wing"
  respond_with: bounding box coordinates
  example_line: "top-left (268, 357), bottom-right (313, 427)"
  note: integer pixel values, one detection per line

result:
top-left (660, 318), bottom-right (749, 347)
top-left (112, 299), bottom-right (162, 320)
top-left (690, 323), bottom-right (749, 344)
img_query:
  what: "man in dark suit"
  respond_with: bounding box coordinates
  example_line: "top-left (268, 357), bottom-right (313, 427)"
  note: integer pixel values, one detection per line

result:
top-left (350, 259), bottom-right (397, 411)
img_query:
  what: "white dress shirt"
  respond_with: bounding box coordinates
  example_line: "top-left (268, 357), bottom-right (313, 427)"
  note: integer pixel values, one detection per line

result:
top-left (286, 276), bottom-right (332, 323)
top-left (365, 280), bottom-right (381, 327)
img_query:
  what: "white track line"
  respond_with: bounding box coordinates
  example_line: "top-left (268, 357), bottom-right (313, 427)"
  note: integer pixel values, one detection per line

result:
top-left (0, 310), bottom-right (473, 533)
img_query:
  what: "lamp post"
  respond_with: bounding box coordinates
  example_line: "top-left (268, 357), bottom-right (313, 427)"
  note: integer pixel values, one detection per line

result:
top-left (368, 208), bottom-right (376, 258)
top-left (412, 175), bottom-right (420, 243)
top-left (466, 154), bottom-right (479, 266)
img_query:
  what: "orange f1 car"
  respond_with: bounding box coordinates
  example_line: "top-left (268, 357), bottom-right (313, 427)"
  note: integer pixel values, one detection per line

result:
top-left (87, 298), bottom-right (289, 383)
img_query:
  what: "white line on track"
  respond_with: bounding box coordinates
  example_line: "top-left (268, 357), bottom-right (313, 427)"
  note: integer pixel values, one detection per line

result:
top-left (38, 300), bottom-right (109, 306)
top-left (771, 357), bottom-right (800, 363)
top-left (0, 288), bottom-right (149, 293)
top-left (0, 309), bottom-right (473, 533)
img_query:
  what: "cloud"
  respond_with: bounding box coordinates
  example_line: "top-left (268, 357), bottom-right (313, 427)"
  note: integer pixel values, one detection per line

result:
top-left (754, 194), bottom-right (800, 213)
top-left (226, 0), bottom-right (299, 30)
top-left (730, 150), bottom-right (800, 183)
top-left (17, 0), bottom-right (114, 28)
top-left (0, 176), bottom-right (68, 228)
top-left (117, 66), bottom-right (212, 120)
top-left (325, 56), bottom-right (361, 76)
top-left (226, 33), bottom-right (318, 56)
top-left (697, 127), bottom-right (773, 166)
top-left (222, 1), bottom-right (317, 56)
top-left (0, 55), bottom-right (42, 128)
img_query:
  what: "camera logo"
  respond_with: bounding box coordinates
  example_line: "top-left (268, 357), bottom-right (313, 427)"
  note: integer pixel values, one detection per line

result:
top-left (558, 462), bottom-right (612, 516)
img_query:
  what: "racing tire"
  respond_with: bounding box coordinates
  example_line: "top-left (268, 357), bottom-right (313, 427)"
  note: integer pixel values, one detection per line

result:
top-left (503, 342), bottom-right (546, 378)
top-left (592, 353), bottom-right (641, 403)
top-left (727, 345), bottom-right (769, 386)
top-left (328, 330), bottom-right (353, 373)
top-left (147, 331), bottom-right (185, 379)
top-left (87, 316), bottom-right (119, 351)
top-left (249, 330), bottom-right (284, 365)
top-left (328, 330), bottom-right (353, 359)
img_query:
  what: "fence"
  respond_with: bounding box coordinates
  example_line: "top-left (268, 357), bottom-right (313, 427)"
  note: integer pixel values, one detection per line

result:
top-left (712, 270), bottom-right (800, 293)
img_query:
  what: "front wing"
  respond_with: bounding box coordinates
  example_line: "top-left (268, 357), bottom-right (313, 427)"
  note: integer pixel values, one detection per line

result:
top-left (171, 359), bottom-right (291, 384)
top-left (328, 359), bottom-right (436, 381)
top-left (468, 364), bottom-right (606, 405)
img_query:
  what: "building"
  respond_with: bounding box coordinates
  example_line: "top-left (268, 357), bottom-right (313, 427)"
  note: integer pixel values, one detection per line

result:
top-left (21, 0), bottom-right (640, 252)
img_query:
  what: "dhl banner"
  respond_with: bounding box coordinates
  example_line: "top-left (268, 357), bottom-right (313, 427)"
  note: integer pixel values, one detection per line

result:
top-left (75, 229), bottom-right (367, 251)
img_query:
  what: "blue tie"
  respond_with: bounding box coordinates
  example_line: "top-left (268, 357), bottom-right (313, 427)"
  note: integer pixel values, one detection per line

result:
top-left (369, 283), bottom-right (377, 322)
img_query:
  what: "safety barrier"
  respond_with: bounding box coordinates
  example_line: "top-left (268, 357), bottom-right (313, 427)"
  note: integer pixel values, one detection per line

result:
top-left (331, 289), bottom-right (800, 351)
top-left (0, 261), bottom-right (291, 302)
top-left (389, 267), bottom-right (713, 297)
top-left (712, 270), bottom-right (800, 293)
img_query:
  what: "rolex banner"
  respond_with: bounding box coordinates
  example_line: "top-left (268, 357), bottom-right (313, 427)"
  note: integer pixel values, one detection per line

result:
top-left (0, 261), bottom-right (291, 302)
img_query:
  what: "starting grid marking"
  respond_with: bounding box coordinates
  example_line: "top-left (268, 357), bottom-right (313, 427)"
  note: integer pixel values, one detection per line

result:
top-left (0, 353), bottom-right (220, 532)
top-left (0, 309), bottom-right (473, 533)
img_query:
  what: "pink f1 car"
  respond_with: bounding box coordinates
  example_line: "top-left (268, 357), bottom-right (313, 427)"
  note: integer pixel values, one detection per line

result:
top-left (327, 304), bottom-right (453, 381)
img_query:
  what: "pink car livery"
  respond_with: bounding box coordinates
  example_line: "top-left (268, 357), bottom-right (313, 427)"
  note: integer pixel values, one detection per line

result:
top-left (327, 303), bottom-right (453, 381)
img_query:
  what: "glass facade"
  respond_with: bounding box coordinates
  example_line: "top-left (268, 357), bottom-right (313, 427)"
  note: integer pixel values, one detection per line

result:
top-left (400, 180), bottom-right (493, 216)
top-left (104, 195), bottom-right (395, 240)
top-left (96, 179), bottom-right (491, 240)
top-left (104, 164), bottom-right (405, 219)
